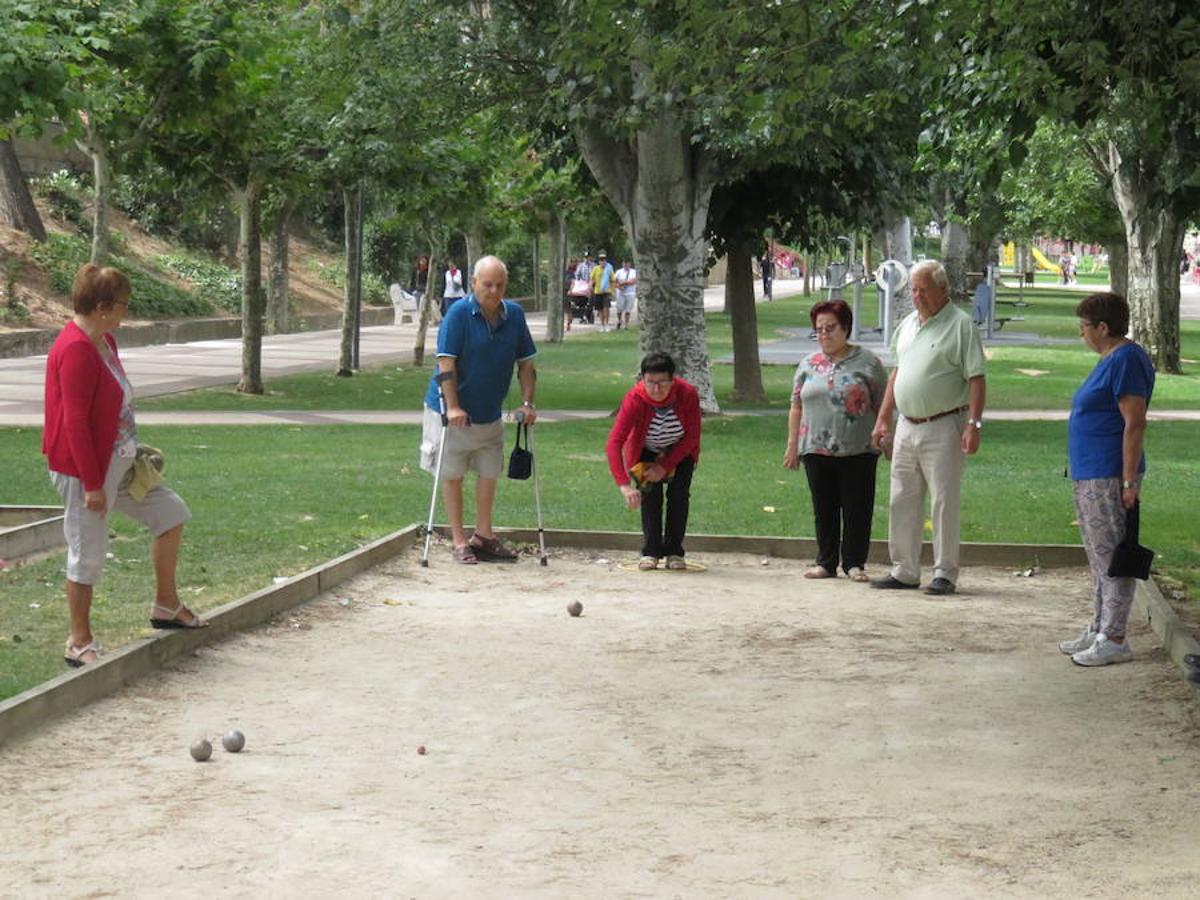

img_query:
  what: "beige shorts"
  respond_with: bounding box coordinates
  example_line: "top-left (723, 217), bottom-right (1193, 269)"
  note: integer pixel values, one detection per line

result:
top-left (419, 406), bottom-right (504, 480)
top-left (51, 448), bottom-right (191, 585)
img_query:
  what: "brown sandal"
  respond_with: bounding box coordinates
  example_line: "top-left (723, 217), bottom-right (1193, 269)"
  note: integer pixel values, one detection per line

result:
top-left (452, 545), bottom-right (478, 565)
top-left (470, 534), bottom-right (518, 562)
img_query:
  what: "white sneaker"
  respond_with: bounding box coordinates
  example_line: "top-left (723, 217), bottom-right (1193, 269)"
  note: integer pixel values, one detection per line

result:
top-left (1071, 633), bottom-right (1133, 667)
top-left (1058, 626), bottom-right (1098, 655)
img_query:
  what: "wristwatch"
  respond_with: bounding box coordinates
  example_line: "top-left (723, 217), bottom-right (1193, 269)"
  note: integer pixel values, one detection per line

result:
top-left (967, 418), bottom-right (982, 429)
top-left (1122, 479), bottom-right (1136, 489)
top-left (522, 400), bottom-right (535, 409)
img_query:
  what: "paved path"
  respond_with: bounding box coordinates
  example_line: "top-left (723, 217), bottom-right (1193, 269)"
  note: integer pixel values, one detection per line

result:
top-left (0, 279), bottom-right (796, 422)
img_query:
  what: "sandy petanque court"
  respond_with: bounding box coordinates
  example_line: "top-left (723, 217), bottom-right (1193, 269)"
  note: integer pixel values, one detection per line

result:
top-left (2, 546), bottom-right (1200, 897)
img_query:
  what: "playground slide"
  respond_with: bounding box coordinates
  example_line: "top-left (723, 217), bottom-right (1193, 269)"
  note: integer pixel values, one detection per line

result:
top-left (1030, 247), bottom-right (1062, 274)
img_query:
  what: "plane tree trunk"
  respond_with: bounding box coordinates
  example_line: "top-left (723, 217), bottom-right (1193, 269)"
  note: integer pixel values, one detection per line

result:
top-left (577, 104), bottom-right (720, 411)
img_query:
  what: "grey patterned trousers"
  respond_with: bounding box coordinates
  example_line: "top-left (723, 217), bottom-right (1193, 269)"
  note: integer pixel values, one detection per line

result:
top-left (1073, 477), bottom-right (1136, 641)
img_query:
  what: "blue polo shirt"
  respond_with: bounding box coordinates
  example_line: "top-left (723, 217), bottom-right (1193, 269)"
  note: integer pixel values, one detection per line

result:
top-left (1068, 342), bottom-right (1154, 480)
top-left (423, 294), bottom-right (537, 425)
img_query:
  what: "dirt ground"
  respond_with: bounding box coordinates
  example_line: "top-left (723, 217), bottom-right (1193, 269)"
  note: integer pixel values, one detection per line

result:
top-left (2, 547), bottom-right (1200, 897)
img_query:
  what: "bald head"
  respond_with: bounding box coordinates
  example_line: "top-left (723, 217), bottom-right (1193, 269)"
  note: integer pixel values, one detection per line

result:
top-left (472, 255), bottom-right (508, 309)
top-left (473, 255), bottom-right (508, 280)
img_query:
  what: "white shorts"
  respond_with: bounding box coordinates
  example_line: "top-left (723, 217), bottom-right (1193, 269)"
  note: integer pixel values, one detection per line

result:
top-left (419, 406), bottom-right (504, 480)
top-left (615, 291), bottom-right (636, 314)
top-left (51, 448), bottom-right (191, 585)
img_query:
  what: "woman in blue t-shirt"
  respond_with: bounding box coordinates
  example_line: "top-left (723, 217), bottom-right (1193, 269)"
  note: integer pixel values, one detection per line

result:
top-left (1059, 293), bottom-right (1154, 668)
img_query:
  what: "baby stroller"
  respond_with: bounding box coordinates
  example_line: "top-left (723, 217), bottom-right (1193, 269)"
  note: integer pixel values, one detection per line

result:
top-left (566, 278), bottom-right (594, 324)
top-left (569, 292), bottom-right (594, 324)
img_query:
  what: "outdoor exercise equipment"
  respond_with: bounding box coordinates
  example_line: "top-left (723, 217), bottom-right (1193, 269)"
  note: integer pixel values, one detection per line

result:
top-left (874, 260), bottom-right (909, 349)
top-left (825, 235), bottom-right (857, 302)
top-left (973, 263), bottom-right (1028, 338)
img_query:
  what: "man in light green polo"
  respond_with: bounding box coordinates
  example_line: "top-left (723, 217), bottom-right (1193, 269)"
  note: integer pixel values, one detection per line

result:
top-left (870, 260), bottom-right (986, 595)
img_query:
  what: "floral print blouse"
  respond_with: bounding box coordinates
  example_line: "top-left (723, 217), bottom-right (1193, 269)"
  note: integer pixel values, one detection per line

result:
top-left (791, 345), bottom-right (887, 456)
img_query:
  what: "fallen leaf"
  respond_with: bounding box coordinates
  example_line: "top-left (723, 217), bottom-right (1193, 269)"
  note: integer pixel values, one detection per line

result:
top-left (762, 506), bottom-right (776, 513)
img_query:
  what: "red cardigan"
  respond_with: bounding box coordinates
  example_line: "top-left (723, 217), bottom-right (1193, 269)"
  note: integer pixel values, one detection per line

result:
top-left (605, 377), bottom-right (702, 486)
top-left (43, 322), bottom-right (124, 491)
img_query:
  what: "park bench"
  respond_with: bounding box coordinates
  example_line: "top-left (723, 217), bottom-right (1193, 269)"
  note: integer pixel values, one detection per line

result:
top-left (993, 315), bottom-right (1025, 331)
top-left (389, 283), bottom-right (419, 324)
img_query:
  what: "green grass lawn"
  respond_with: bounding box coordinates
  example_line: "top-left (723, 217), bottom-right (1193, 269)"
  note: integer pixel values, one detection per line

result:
top-left (2, 417), bottom-right (1198, 700)
top-left (139, 286), bottom-right (1200, 413)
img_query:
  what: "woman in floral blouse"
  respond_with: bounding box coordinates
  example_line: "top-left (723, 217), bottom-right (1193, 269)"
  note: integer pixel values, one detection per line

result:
top-left (783, 300), bottom-right (887, 581)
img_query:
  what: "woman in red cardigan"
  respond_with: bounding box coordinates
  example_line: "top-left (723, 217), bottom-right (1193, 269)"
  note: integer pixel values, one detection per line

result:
top-left (44, 264), bottom-right (202, 668)
top-left (605, 352), bottom-right (702, 570)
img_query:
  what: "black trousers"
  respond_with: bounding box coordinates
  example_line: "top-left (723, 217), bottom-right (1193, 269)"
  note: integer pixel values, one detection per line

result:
top-left (802, 452), bottom-right (878, 574)
top-left (639, 451), bottom-right (695, 559)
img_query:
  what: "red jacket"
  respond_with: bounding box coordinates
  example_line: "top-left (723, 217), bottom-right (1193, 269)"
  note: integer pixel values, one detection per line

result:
top-left (605, 377), bottom-right (702, 486)
top-left (43, 322), bottom-right (124, 491)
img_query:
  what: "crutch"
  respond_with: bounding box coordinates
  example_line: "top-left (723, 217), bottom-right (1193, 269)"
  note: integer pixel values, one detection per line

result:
top-left (421, 371), bottom-right (452, 567)
top-left (517, 409), bottom-right (548, 566)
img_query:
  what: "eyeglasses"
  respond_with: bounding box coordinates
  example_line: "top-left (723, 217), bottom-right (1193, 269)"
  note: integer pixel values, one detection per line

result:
top-left (813, 324), bottom-right (841, 335)
top-left (643, 377), bottom-right (673, 388)
top-left (1078, 320), bottom-right (1094, 331)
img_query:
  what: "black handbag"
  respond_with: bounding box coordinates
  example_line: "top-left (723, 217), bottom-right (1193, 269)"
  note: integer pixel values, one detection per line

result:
top-left (507, 422), bottom-right (533, 480)
top-left (1107, 501), bottom-right (1154, 580)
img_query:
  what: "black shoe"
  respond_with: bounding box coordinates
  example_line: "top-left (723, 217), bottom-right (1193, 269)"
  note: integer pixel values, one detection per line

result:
top-left (1189, 669), bottom-right (1200, 686)
top-left (870, 575), bottom-right (919, 590)
top-left (1184, 654), bottom-right (1200, 669)
top-left (924, 577), bottom-right (956, 596)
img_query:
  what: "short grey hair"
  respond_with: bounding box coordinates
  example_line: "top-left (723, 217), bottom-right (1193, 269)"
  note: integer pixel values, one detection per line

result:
top-left (473, 255), bottom-right (508, 279)
top-left (910, 260), bottom-right (949, 294)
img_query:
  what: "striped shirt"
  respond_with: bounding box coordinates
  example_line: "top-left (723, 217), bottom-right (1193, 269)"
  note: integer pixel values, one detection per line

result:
top-left (644, 405), bottom-right (685, 451)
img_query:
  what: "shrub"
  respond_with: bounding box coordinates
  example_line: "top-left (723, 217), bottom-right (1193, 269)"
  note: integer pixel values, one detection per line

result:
top-left (32, 169), bottom-right (90, 237)
top-left (304, 257), bottom-right (387, 305)
top-left (111, 169), bottom-right (231, 255)
top-left (158, 253), bottom-right (242, 313)
top-left (30, 233), bottom-right (214, 319)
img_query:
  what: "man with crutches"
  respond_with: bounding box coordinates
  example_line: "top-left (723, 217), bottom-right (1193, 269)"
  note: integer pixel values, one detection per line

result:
top-left (419, 256), bottom-right (537, 564)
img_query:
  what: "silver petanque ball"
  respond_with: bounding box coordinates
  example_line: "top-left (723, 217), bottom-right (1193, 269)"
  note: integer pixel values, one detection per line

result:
top-left (222, 729), bottom-right (246, 753)
top-left (189, 738), bottom-right (212, 762)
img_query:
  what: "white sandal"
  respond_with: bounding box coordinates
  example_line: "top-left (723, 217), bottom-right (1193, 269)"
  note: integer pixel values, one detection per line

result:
top-left (149, 602), bottom-right (208, 630)
top-left (64, 639), bottom-right (102, 668)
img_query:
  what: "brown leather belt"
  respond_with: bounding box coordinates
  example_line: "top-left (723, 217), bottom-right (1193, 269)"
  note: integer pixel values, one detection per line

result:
top-left (903, 405), bottom-right (968, 425)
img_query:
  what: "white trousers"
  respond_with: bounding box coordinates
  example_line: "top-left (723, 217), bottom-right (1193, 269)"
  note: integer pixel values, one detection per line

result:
top-left (887, 412), bottom-right (966, 585)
